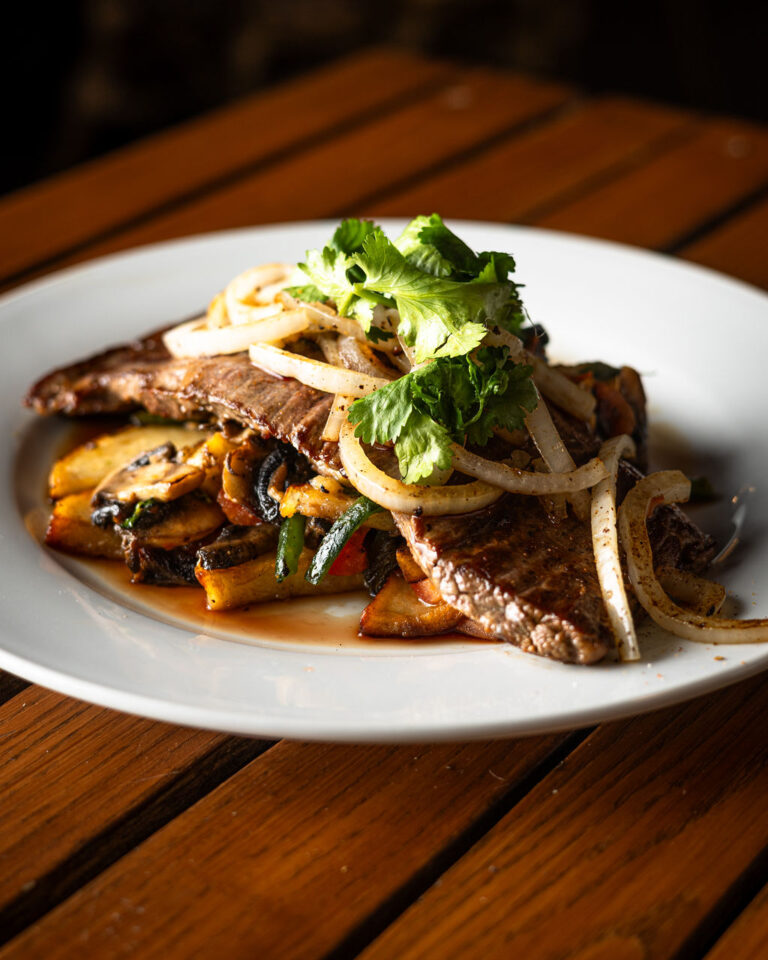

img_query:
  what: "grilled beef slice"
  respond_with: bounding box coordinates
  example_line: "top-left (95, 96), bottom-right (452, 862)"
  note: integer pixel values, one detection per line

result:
top-left (27, 330), bottom-right (716, 663)
top-left (26, 330), bottom-right (342, 477)
top-left (395, 480), bottom-right (715, 664)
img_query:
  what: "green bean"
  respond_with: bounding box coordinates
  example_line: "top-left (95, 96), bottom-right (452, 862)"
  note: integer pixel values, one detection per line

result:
top-left (275, 514), bottom-right (306, 582)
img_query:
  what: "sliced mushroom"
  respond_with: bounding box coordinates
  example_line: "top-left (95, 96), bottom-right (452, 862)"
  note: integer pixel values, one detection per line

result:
top-left (92, 443), bottom-right (204, 510)
top-left (123, 495), bottom-right (226, 550)
top-left (197, 524), bottom-right (280, 571)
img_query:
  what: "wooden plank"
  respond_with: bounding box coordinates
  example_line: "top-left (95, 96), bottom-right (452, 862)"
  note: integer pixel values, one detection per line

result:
top-left (704, 882), bottom-right (768, 960)
top-left (366, 96), bottom-right (693, 221)
top-left (355, 675), bottom-right (768, 960)
top-left (0, 687), bottom-right (266, 937)
top-left (534, 118), bottom-right (768, 250)
top-left (681, 194), bottom-right (768, 290)
top-left (0, 48), bottom-right (451, 283)
top-left (0, 734), bottom-right (569, 960)
top-left (32, 67), bottom-right (569, 270)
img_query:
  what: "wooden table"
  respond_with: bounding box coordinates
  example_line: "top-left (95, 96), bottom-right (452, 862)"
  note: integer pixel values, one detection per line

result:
top-left (2, 48), bottom-right (767, 959)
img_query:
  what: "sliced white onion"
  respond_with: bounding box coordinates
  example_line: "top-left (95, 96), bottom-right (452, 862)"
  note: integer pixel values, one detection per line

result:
top-left (279, 293), bottom-right (403, 354)
top-left (225, 263), bottom-right (295, 325)
top-left (249, 343), bottom-right (389, 397)
top-left (590, 434), bottom-right (639, 661)
top-left (336, 336), bottom-right (397, 380)
top-left (322, 394), bottom-right (350, 443)
top-left (656, 567), bottom-right (726, 617)
top-left (163, 308), bottom-right (312, 358)
top-left (485, 328), bottom-right (596, 422)
top-left (619, 471), bottom-right (768, 643)
top-left (339, 419), bottom-right (502, 515)
top-left (450, 443), bottom-right (608, 495)
top-left (316, 334), bottom-right (340, 366)
top-left (525, 388), bottom-right (590, 518)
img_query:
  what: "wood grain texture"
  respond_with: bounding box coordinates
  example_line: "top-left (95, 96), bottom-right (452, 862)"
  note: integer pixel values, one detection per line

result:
top-left (0, 48), bottom-right (451, 283)
top-left (356, 675), bottom-right (768, 960)
top-left (367, 97), bottom-right (693, 221)
top-left (28, 67), bottom-right (569, 271)
top-left (534, 118), bottom-right (768, 250)
top-left (704, 882), bottom-right (768, 960)
top-left (0, 736), bottom-right (568, 960)
top-left (681, 193), bottom-right (768, 290)
top-left (0, 687), bottom-right (264, 929)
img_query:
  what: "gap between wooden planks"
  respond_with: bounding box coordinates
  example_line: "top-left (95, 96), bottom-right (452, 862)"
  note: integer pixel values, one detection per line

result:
top-left (3, 678), bottom-right (767, 960)
top-left (0, 688), bottom-right (270, 935)
top-left (703, 877), bottom-right (768, 960)
top-left (353, 675), bottom-right (768, 960)
top-left (0, 721), bottom-right (572, 958)
top-left (0, 48), bottom-right (453, 285)
top-left (367, 108), bottom-right (768, 289)
top-left (1, 64), bottom-right (572, 290)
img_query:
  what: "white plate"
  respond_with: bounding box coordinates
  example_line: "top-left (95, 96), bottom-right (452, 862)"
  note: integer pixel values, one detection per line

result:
top-left (2, 221), bottom-right (767, 742)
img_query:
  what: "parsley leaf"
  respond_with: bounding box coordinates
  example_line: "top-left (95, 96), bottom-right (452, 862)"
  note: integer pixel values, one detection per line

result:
top-left (394, 214), bottom-right (526, 334)
top-left (352, 231), bottom-right (510, 362)
top-left (331, 218), bottom-right (379, 255)
top-left (348, 347), bottom-right (537, 483)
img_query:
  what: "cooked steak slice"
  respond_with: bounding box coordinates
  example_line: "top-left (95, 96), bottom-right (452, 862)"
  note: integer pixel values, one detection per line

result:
top-left (395, 466), bottom-right (716, 664)
top-left (396, 499), bottom-right (611, 663)
top-left (25, 330), bottom-right (342, 477)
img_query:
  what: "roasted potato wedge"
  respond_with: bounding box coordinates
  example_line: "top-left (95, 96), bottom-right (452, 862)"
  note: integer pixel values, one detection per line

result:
top-left (45, 491), bottom-right (123, 559)
top-left (49, 424), bottom-right (210, 499)
top-left (410, 578), bottom-right (444, 605)
top-left (196, 547), bottom-right (363, 610)
top-left (395, 546), bottom-right (425, 583)
top-left (359, 571), bottom-right (463, 637)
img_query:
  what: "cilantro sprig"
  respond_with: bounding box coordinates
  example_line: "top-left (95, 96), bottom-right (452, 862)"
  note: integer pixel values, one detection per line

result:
top-left (293, 216), bottom-right (538, 484)
top-left (295, 215), bottom-right (524, 362)
top-left (348, 347), bottom-right (537, 483)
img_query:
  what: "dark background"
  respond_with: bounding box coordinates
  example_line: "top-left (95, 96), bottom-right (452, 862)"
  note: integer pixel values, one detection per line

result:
top-left (4, 0), bottom-right (765, 197)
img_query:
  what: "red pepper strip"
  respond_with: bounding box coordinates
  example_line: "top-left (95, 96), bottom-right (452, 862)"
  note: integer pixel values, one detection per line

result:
top-left (328, 528), bottom-right (368, 576)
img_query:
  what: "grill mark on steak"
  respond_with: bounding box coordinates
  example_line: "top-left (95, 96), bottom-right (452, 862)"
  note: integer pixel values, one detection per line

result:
top-left (25, 330), bottom-right (342, 477)
top-left (27, 327), bottom-right (717, 663)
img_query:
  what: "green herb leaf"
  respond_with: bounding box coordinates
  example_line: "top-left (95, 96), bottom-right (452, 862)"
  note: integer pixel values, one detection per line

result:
top-left (348, 347), bottom-right (537, 483)
top-left (282, 283), bottom-right (328, 303)
top-left (352, 231), bottom-right (509, 361)
top-left (331, 218), bottom-right (379, 255)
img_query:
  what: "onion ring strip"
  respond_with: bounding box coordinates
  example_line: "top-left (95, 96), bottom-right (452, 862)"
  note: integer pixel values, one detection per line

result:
top-left (249, 343), bottom-right (389, 397)
top-left (322, 394), bottom-right (350, 443)
top-left (485, 329), bottom-right (596, 421)
top-left (619, 471), bottom-right (768, 643)
top-left (339, 420), bottom-right (502, 516)
top-left (164, 309), bottom-right (311, 358)
top-left (449, 444), bottom-right (608, 495)
top-left (590, 435), bottom-right (639, 661)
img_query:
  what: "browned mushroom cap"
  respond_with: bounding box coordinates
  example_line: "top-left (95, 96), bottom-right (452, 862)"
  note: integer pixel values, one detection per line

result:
top-left (92, 443), bottom-right (204, 507)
